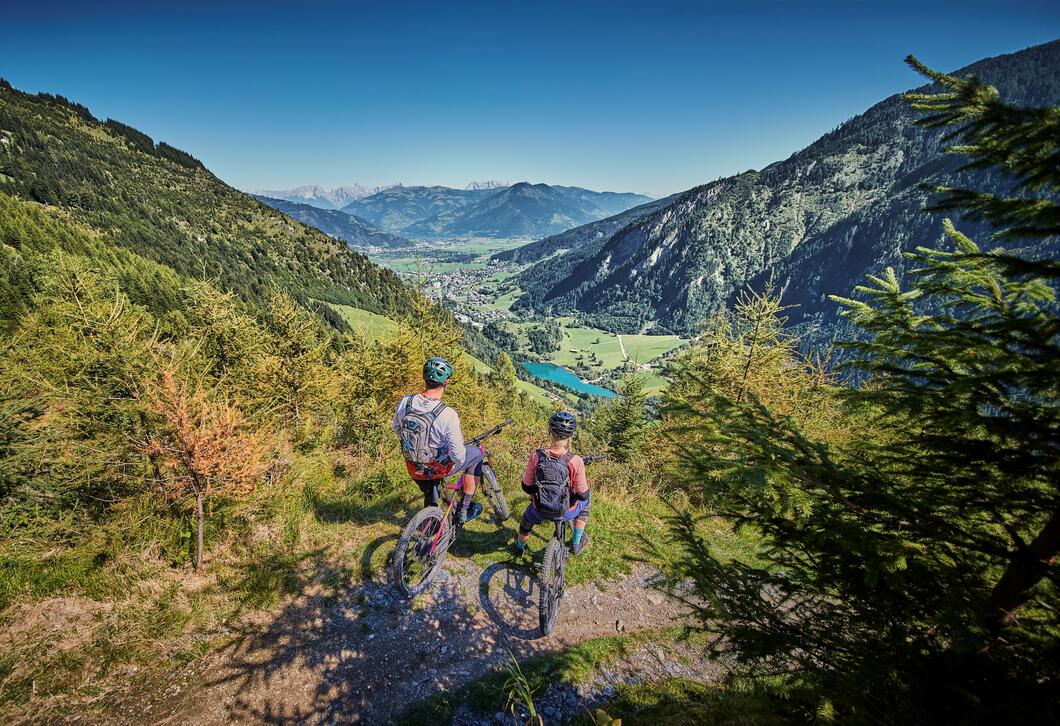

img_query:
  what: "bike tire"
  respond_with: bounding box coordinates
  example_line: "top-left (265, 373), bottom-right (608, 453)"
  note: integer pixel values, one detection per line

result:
top-left (538, 539), bottom-right (565, 636)
top-left (482, 465), bottom-right (510, 523)
top-left (392, 506), bottom-right (449, 598)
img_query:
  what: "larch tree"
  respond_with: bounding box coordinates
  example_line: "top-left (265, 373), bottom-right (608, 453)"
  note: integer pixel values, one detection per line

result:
top-left (138, 361), bottom-right (271, 573)
top-left (251, 291), bottom-right (332, 430)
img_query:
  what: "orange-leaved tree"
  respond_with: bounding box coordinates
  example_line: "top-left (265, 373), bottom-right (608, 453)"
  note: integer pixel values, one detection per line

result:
top-left (138, 361), bottom-right (271, 573)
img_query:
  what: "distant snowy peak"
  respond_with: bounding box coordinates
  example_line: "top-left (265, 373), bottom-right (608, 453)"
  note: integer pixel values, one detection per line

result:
top-left (465, 180), bottom-right (513, 191)
top-left (256, 184), bottom-right (397, 209)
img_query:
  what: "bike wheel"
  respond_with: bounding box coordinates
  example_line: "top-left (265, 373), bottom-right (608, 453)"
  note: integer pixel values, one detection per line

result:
top-left (482, 465), bottom-right (510, 523)
top-left (538, 539), bottom-right (565, 636)
top-left (392, 506), bottom-right (449, 598)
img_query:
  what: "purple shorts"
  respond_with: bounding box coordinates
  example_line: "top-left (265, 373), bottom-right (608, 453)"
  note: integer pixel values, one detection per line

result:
top-left (521, 497), bottom-right (590, 525)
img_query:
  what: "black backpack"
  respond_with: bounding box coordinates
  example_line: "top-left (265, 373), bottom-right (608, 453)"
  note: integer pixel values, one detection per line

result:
top-left (534, 449), bottom-right (572, 519)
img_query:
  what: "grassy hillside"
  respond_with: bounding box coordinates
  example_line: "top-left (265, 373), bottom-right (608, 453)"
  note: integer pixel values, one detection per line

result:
top-left (327, 302), bottom-right (399, 338)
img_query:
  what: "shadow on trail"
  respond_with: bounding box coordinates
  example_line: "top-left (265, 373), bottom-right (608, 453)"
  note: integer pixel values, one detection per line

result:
top-left (359, 532), bottom-right (398, 585)
top-left (477, 560), bottom-right (544, 641)
top-left (203, 571), bottom-right (505, 725)
top-left (220, 547), bottom-right (352, 621)
top-left (184, 497), bottom-right (636, 723)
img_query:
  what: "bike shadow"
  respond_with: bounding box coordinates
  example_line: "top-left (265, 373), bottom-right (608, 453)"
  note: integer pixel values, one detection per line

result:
top-left (477, 560), bottom-right (545, 641)
top-left (359, 532), bottom-right (399, 585)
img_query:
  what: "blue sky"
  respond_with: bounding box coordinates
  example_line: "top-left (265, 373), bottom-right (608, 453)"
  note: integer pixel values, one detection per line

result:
top-left (4, 1), bottom-right (1058, 197)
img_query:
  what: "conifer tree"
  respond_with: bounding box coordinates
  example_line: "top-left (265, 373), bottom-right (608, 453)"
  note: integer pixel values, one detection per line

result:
top-left (250, 291), bottom-right (332, 429)
top-left (2, 255), bottom-right (154, 512)
top-left (0, 397), bottom-right (43, 517)
top-left (184, 280), bottom-right (263, 382)
top-left (594, 374), bottom-right (649, 462)
top-left (492, 351), bottom-right (519, 403)
top-left (666, 59), bottom-right (1060, 721)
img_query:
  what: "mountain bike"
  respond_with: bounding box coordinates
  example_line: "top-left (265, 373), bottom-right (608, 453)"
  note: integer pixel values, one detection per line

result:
top-left (392, 418), bottom-right (513, 598)
top-left (538, 454), bottom-right (606, 636)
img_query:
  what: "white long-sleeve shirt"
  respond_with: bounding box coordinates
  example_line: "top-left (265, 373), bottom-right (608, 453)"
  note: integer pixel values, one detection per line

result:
top-left (392, 393), bottom-right (466, 469)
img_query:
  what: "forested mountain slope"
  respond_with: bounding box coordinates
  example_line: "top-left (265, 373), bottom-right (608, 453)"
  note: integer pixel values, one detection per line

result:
top-left (402, 182), bottom-right (653, 239)
top-left (253, 195), bottom-right (410, 250)
top-left (0, 80), bottom-right (409, 318)
top-left (512, 40), bottom-right (1060, 335)
top-left (496, 193), bottom-right (678, 309)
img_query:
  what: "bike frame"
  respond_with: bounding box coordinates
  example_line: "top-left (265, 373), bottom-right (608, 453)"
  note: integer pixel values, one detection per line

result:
top-left (539, 454), bottom-right (606, 626)
top-left (423, 423), bottom-right (509, 557)
top-left (426, 480), bottom-right (462, 557)
top-left (553, 519), bottom-right (569, 545)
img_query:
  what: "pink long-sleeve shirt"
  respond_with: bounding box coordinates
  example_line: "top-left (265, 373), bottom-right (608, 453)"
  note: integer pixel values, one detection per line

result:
top-left (522, 448), bottom-right (588, 496)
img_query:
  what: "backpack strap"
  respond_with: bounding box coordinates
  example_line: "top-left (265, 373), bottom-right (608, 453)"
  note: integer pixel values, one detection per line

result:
top-left (533, 448), bottom-right (547, 482)
top-left (403, 396), bottom-right (446, 420)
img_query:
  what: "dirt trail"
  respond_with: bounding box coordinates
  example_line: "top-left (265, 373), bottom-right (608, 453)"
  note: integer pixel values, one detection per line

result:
top-left (115, 549), bottom-right (692, 725)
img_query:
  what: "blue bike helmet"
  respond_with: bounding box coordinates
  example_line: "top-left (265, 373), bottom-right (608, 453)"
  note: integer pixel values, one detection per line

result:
top-left (549, 410), bottom-right (577, 438)
top-left (423, 357), bottom-right (454, 385)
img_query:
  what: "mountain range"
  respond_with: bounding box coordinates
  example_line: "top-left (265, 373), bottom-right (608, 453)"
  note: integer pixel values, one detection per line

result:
top-left (337, 182), bottom-right (652, 240)
top-left (260, 181), bottom-right (516, 209)
top-left (251, 195), bottom-right (411, 249)
top-left (402, 183), bottom-right (654, 239)
top-left (253, 184), bottom-right (393, 210)
top-left (465, 180), bottom-right (513, 191)
top-left (341, 185), bottom-right (493, 232)
top-left (501, 40), bottom-right (1060, 338)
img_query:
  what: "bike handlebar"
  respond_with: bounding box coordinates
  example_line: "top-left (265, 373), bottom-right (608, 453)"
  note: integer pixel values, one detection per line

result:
top-left (467, 418), bottom-right (514, 446)
top-left (463, 419), bottom-right (606, 465)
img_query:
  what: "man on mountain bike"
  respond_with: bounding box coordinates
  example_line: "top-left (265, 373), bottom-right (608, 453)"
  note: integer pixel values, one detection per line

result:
top-left (513, 410), bottom-right (590, 556)
top-left (392, 357), bottom-right (484, 524)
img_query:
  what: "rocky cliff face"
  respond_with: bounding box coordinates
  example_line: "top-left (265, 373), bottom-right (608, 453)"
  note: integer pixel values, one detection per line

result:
top-left (255, 184), bottom-right (393, 209)
top-left (511, 40), bottom-right (1060, 336)
top-left (465, 180), bottom-right (513, 190)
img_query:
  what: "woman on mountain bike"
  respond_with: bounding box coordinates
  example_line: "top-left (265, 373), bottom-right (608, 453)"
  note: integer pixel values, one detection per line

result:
top-left (513, 410), bottom-right (590, 556)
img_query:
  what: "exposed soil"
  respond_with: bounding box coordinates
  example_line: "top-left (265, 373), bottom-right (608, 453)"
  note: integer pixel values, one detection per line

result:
top-left (104, 543), bottom-right (699, 725)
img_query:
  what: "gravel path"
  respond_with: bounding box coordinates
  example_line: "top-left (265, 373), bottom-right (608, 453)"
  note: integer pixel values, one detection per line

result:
top-left (112, 548), bottom-right (696, 725)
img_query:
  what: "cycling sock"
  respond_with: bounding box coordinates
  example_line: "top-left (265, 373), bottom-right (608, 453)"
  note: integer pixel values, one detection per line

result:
top-left (460, 493), bottom-right (471, 512)
top-left (514, 538), bottom-right (526, 552)
top-left (572, 527), bottom-right (584, 547)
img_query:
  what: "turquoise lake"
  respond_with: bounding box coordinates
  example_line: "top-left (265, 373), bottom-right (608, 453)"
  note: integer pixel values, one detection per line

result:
top-left (521, 361), bottom-right (616, 398)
